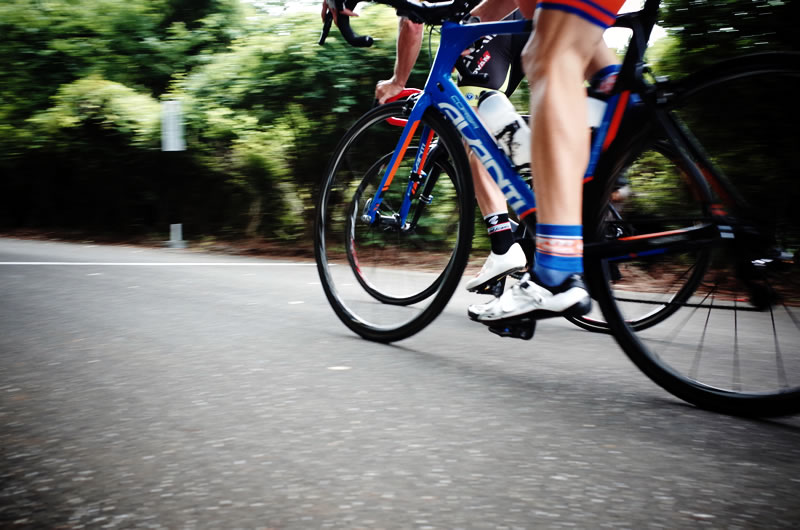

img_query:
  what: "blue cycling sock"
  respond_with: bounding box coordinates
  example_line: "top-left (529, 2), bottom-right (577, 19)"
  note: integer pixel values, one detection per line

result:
top-left (534, 224), bottom-right (583, 287)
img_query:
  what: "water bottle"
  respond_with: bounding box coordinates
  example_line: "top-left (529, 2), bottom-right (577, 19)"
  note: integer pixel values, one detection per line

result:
top-left (586, 96), bottom-right (607, 129)
top-left (477, 91), bottom-right (530, 170)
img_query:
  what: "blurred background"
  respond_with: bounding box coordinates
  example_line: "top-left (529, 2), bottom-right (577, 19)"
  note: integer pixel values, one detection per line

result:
top-left (0, 0), bottom-right (796, 252)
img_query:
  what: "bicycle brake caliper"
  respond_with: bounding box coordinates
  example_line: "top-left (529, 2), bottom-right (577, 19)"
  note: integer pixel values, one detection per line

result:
top-left (360, 197), bottom-right (373, 223)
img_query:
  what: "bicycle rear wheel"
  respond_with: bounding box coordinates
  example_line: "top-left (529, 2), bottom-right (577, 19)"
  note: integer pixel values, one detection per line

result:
top-left (591, 52), bottom-right (800, 416)
top-left (315, 101), bottom-right (474, 343)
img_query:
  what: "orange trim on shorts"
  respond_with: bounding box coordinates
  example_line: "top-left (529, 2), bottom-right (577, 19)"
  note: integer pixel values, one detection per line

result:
top-left (536, 0), bottom-right (625, 29)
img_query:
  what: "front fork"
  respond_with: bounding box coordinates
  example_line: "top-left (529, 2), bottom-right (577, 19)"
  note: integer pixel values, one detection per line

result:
top-left (363, 102), bottom-right (439, 233)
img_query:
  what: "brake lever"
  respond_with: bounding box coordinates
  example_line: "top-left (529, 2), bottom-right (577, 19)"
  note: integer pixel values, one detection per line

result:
top-left (336, 9), bottom-right (374, 47)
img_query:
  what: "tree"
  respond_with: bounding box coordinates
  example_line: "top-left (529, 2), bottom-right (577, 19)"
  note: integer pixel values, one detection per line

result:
top-left (660, 0), bottom-right (798, 74)
top-left (0, 0), bottom-right (244, 232)
top-left (167, 4), bottom-right (414, 238)
top-left (651, 0), bottom-right (800, 243)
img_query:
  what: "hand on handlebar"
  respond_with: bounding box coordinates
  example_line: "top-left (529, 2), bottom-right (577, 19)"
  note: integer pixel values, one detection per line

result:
top-left (375, 79), bottom-right (407, 105)
top-left (320, 0), bottom-right (358, 24)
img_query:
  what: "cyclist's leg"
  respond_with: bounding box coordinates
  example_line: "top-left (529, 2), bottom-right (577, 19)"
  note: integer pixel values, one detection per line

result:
top-left (467, 153), bottom-right (528, 290)
top-left (464, 14), bottom-right (619, 294)
top-left (472, 0), bottom-right (625, 323)
top-left (460, 12), bottom-right (529, 291)
top-left (526, 11), bottom-right (605, 227)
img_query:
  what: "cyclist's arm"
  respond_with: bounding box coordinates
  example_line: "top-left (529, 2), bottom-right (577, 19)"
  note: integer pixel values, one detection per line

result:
top-left (471, 0), bottom-right (519, 21)
top-left (375, 16), bottom-right (424, 104)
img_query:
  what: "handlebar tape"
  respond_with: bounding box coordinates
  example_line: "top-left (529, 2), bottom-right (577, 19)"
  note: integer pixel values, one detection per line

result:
top-left (319, 0), bottom-right (374, 47)
top-left (319, 12), bottom-right (334, 45)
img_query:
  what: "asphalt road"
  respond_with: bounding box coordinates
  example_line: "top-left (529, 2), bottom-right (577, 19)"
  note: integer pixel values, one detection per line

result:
top-left (1, 237), bottom-right (799, 529)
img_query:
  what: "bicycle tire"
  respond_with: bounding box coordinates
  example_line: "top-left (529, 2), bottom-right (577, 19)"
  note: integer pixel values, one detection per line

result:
top-left (315, 101), bottom-right (474, 343)
top-left (568, 140), bottom-right (712, 333)
top-left (589, 52), bottom-right (800, 416)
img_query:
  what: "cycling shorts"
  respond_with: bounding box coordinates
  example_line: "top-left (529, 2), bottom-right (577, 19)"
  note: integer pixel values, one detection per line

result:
top-left (456, 9), bottom-right (528, 108)
top-left (536, 0), bottom-right (625, 30)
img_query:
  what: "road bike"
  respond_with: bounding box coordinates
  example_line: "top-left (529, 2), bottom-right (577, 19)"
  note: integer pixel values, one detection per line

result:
top-left (314, 0), bottom-right (800, 416)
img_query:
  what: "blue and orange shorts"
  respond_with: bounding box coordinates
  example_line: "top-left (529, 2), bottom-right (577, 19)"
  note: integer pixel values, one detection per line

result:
top-left (536, 0), bottom-right (626, 29)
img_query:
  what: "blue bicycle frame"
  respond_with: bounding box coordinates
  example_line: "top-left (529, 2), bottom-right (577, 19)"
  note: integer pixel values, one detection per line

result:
top-left (363, 18), bottom-right (630, 229)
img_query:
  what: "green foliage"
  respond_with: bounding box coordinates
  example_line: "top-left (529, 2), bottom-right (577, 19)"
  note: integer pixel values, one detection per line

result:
top-left (625, 1), bottom-right (800, 248)
top-left (30, 77), bottom-right (161, 149)
top-left (626, 150), bottom-right (695, 221)
top-left (0, 0), bottom-right (420, 238)
top-left (0, 0), bottom-right (242, 121)
top-left (6, 0), bottom-right (790, 244)
top-left (661, 1), bottom-right (797, 197)
top-left (172, 4), bottom-right (415, 237)
top-left (0, 0), bottom-right (245, 234)
top-left (659, 0), bottom-right (797, 74)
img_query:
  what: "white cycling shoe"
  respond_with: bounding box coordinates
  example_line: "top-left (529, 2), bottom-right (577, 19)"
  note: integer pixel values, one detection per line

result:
top-left (465, 242), bottom-right (527, 292)
top-left (468, 272), bottom-right (592, 323)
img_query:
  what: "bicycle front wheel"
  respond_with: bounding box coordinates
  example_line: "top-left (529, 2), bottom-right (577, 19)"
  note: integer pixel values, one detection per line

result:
top-left (344, 145), bottom-right (459, 307)
top-left (593, 52), bottom-right (800, 416)
top-left (315, 101), bottom-right (474, 343)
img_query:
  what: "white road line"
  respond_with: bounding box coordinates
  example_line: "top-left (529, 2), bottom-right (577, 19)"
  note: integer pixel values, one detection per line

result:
top-left (0, 262), bottom-right (316, 266)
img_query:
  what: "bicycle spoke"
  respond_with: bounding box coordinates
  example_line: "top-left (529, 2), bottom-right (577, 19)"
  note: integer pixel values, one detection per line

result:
top-left (733, 299), bottom-right (741, 392)
top-left (746, 264), bottom-right (792, 390)
top-left (654, 283), bottom-right (717, 356)
top-left (769, 302), bottom-right (789, 389)
top-left (760, 270), bottom-right (790, 389)
top-left (613, 258), bottom-right (697, 307)
top-left (689, 289), bottom-right (716, 382)
top-left (784, 304), bottom-right (800, 334)
top-left (577, 143), bottom-right (713, 333)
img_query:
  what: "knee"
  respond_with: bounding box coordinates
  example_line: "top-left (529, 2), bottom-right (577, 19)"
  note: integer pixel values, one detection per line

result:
top-left (521, 42), bottom-right (556, 85)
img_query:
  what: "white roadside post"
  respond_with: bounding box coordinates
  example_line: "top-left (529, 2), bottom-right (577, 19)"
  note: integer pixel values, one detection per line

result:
top-left (162, 100), bottom-right (187, 249)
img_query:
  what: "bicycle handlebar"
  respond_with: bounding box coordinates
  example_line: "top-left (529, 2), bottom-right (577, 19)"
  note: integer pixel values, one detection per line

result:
top-left (319, 0), bottom-right (482, 48)
top-left (320, 1), bottom-right (374, 47)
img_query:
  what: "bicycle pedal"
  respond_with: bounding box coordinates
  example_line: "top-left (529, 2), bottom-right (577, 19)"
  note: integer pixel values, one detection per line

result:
top-left (474, 277), bottom-right (505, 296)
top-left (488, 318), bottom-right (536, 340)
